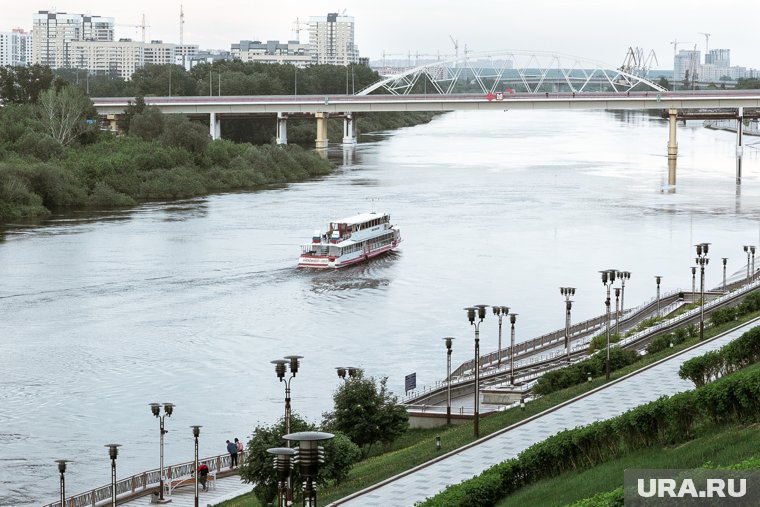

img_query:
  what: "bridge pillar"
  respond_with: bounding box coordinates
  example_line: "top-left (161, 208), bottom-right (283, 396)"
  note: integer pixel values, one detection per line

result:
top-left (667, 108), bottom-right (678, 186)
top-left (342, 113), bottom-right (357, 145)
top-left (209, 112), bottom-right (221, 140)
top-left (315, 112), bottom-right (329, 149)
top-left (276, 112), bottom-right (288, 145)
top-left (737, 107), bottom-right (744, 184)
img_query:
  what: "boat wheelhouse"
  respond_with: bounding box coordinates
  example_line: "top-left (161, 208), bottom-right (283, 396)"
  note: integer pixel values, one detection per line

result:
top-left (298, 212), bottom-right (402, 269)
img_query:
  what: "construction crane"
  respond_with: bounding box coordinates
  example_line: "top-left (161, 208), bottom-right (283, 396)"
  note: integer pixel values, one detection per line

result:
top-left (698, 32), bottom-right (711, 55)
top-left (292, 18), bottom-right (309, 42)
top-left (619, 47), bottom-right (658, 77)
top-left (116, 14), bottom-right (149, 43)
top-left (449, 35), bottom-right (459, 61)
top-left (179, 5), bottom-right (185, 45)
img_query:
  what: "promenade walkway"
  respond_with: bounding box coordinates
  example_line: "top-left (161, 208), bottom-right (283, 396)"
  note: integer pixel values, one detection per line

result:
top-left (120, 474), bottom-right (253, 506)
top-left (330, 317), bottom-right (760, 506)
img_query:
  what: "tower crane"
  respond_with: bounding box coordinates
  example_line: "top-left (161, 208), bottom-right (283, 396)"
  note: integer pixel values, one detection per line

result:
top-left (449, 35), bottom-right (459, 61)
top-left (698, 32), bottom-right (711, 55)
top-left (292, 17), bottom-right (309, 42)
top-left (116, 14), bottom-right (149, 43)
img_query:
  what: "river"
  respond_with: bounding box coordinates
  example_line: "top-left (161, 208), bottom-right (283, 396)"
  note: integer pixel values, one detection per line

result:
top-left (2, 109), bottom-right (759, 506)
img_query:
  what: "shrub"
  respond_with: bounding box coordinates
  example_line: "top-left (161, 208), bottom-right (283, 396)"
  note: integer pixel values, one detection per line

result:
top-left (710, 306), bottom-right (737, 326)
top-left (15, 131), bottom-right (64, 161)
top-left (679, 326), bottom-right (760, 387)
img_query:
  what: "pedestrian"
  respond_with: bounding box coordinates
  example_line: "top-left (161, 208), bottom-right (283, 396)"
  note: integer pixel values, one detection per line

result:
top-left (235, 437), bottom-right (243, 457)
top-left (226, 439), bottom-right (238, 469)
top-left (198, 462), bottom-right (209, 491)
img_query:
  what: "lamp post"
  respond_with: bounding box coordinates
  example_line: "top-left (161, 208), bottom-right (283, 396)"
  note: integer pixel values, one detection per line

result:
top-left (335, 366), bottom-right (360, 380)
top-left (655, 276), bottom-right (663, 317)
top-left (191, 426), bottom-right (201, 507)
top-left (691, 266), bottom-right (697, 300)
top-left (149, 402), bottom-right (174, 503)
top-left (600, 269), bottom-right (617, 381)
top-left (560, 287), bottom-right (575, 364)
top-left (696, 243), bottom-right (710, 341)
top-left (509, 313), bottom-right (518, 385)
top-left (464, 304), bottom-right (488, 438)
top-left (283, 431), bottom-right (334, 507)
top-left (722, 258), bottom-right (728, 292)
top-left (55, 460), bottom-right (69, 507)
top-left (743, 246), bottom-right (751, 281)
top-left (744, 245), bottom-right (756, 280)
top-left (271, 355), bottom-right (303, 437)
top-left (267, 447), bottom-right (296, 507)
top-left (105, 444), bottom-right (121, 507)
top-left (442, 337), bottom-right (455, 425)
top-left (492, 306), bottom-right (509, 367)
top-left (618, 271), bottom-right (631, 314)
top-left (614, 287), bottom-right (621, 337)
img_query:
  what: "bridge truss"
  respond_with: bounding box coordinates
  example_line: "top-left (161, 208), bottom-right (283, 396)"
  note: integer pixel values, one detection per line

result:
top-left (359, 50), bottom-right (667, 96)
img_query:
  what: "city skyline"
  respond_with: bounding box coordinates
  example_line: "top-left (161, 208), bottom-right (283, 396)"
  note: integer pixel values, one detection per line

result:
top-left (4, 0), bottom-right (760, 70)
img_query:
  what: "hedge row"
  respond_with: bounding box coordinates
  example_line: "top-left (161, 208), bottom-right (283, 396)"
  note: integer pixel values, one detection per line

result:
top-left (678, 325), bottom-right (760, 387)
top-left (419, 362), bottom-right (760, 506)
top-left (532, 347), bottom-right (639, 396)
top-left (645, 324), bottom-right (696, 355)
top-left (564, 487), bottom-right (624, 507)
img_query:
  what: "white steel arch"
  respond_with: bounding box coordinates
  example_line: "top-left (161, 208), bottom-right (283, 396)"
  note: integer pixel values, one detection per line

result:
top-left (358, 50), bottom-right (668, 95)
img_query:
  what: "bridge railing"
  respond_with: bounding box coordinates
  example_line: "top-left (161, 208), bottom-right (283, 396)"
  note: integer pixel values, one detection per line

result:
top-left (42, 452), bottom-right (245, 507)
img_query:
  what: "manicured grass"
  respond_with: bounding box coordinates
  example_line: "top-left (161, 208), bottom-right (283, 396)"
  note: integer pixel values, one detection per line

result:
top-left (221, 308), bottom-right (760, 506)
top-left (495, 423), bottom-right (760, 507)
top-left (213, 491), bottom-right (262, 507)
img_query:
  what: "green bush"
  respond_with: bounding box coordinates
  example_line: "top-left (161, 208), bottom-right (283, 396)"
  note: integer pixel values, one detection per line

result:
top-left (15, 131), bottom-right (64, 161)
top-left (564, 487), bottom-right (624, 507)
top-left (678, 326), bottom-right (760, 387)
top-left (710, 306), bottom-right (737, 326)
top-left (533, 347), bottom-right (639, 396)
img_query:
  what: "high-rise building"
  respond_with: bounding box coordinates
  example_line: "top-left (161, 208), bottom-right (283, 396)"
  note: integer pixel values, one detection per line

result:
top-left (705, 49), bottom-right (730, 68)
top-left (673, 49), bottom-right (700, 82)
top-left (308, 13), bottom-right (359, 66)
top-left (68, 39), bottom-right (144, 80)
top-left (32, 11), bottom-right (114, 68)
top-left (231, 40), bottom-right (311, 66)
top-left (0, 28), bottom-right (33, 67)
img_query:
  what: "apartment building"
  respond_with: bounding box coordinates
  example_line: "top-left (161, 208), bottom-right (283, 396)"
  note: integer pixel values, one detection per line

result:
top-left (308, 13), bottom-right (359, 65)
top-left (231, 39), bottom-right (311, 66)
top-left (0, 28), bottom-right (33, 67)
top-left (32, 11), bottom-right (114, 68)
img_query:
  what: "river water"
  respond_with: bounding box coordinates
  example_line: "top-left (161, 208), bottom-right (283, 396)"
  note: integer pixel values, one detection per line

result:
top-left (2, 109), bottom-right (760, 506)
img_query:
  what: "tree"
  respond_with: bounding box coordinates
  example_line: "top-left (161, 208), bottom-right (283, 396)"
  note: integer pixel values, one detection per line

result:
top-left (238, 413), bottom-right (359, 504)
top-left (36, 85), bottom-right (96, 146)
top-left (0, 64), bottom-right (57, 104)
top-left (322, 373), bottom-right (409, 458)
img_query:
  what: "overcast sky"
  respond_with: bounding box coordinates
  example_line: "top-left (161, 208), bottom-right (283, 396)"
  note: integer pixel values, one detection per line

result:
top-left (4, 1), bottom-right (760, 70)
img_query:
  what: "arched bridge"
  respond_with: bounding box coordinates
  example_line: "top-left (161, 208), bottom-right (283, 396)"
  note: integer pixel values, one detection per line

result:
top-left (361, 50), bottom-right (668, 95)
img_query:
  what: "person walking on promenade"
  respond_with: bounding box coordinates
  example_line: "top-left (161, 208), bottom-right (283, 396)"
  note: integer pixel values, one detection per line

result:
top-left (235, 437), bottom-right (243, 459)
top-left (226, 439), bottom-right (238, 469)
top-left (198, 462), bottom-right (209, 491)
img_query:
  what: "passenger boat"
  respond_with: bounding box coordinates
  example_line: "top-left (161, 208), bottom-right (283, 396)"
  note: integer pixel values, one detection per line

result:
top-left (298, 212), bottom-right (402, 269)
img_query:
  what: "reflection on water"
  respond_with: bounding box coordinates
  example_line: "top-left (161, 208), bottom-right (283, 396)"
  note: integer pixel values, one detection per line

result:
top-left (2, 109), bottom-right (760, 506)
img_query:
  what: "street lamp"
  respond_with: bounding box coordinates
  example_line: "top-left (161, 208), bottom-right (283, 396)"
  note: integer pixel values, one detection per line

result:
top-left (614, 287), bottom-right (621, 337)
top-left (191, 426), bottom-right (201, 507)
top-left (696, 243), bottom-right (710, 341)
top-left (283, 431), bottom-right (334, 507)
top-left (744, 245), bottom-right (756, 281)
top-left (55, 460), bottom-right (69, 507)
top-left (655, 276), bottom-right (663, 317)
top-left (509, 313), bottom-right (518, 385)
top-left (272, 355), bottom-right (303, 437)
top-left (618, 271), bottom-right (631, 314)
top-left (722, 258), bottom-right (728, 292)
top-left (560, 287), bottom-right (575, 364)
top-left (600, 269), bottom-right (617, 381)
top-left (464, 304), bottom-right (488, 438)
top-left (442, 337), bottom-right (455, 425)
top-left (105, 444), bottom-right (121, 507)
top-left (335, 366), bottom-right (360, 380)
top-left (691, 266), bottom-right (697, 300)
top-left (149, 402), bottom-right (174, 503)
top-left (267, 447), bottom-right (296, 507)
top-left (492, 306), bottom-right (510, 367)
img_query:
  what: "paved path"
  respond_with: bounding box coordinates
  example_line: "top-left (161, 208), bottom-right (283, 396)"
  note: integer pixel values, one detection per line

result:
top-left (331, 317), bottom-right (760, 506)
top-left (120, 474), bottom-right (253, 507)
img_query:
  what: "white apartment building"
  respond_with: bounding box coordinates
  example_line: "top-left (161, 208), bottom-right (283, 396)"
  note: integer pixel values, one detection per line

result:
top-left (68, 39), bottom-right (144, 80)
top-left (0, 28), bottom-right (33, 67)
top-left (32, 11), bottom-right (114, 68)
top-left (231, 40), bottom-right (311, 66)
top-left (674, 48), bottom-right (757, 83)
top-left (308, 13), bottom-right (359, 65)
top-left (175, 44), bottom-right (200, 67)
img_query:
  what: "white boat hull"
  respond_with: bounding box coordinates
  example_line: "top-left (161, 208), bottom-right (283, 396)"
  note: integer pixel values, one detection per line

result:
top-left (298, 240), bottom-right (400, 269)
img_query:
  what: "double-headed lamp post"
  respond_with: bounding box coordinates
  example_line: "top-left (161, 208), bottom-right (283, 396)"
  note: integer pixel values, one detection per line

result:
top-left (492, 306), bottom-right (509, 367)
top-left (744, 245), bottom-right (756, 281)
top-left (560, 287), bottom-right (575, 364)
top-left (267, 447), bottom-right (296, 507)
top-left (55, 459), bottom-right (69, 507)
top-left (509, 313), bottom-right (518, 385)
top-left (618, 271), bottom-right (631, 313)
top-left (272, 355), bottom-right (303, 437)
top-left (335, 366), bottom-right (360, 380)
top-left (191, 425), bottom-right (201, 507)
top-left (696, 243), bottom-right (710, 341)
top-left (600, 269), bottom-right (617, 381)
top-left (464, 304), bottom-right (488, 438)
top-left (149, 402), bottom-right (174, 503)
top-left (105, 444), bottom-right (121, 507)
top-left (283, 431), bottom-right (334, 507)
top-left (441, 337), bottom-right (455, 425)
top-left (655, 276), bottom-right (663, 317)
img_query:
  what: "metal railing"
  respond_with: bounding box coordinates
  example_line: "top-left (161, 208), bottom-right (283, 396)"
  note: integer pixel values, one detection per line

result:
top-left (42, 452), bottom-right (246, 507)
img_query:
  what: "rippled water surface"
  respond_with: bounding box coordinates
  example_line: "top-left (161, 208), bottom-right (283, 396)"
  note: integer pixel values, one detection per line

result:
top-left (2, 109), bottom-right (760, 505)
